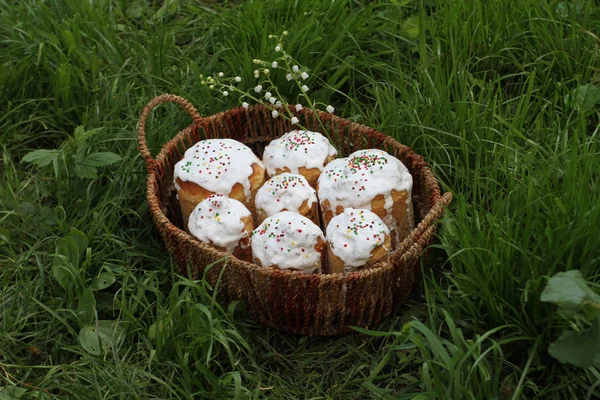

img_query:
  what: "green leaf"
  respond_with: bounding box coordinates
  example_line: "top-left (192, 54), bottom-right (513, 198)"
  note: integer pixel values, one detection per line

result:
top-left (0, 386), bottom-right (27, 399)
top-left (73, 152), bottom-right (121, 179)
top-left (73, 162), bottom-right (98, 179)
top-left (153, 0), bottom-right (179, 20)
top-left (403, 15), bottom-right (428, 38)
top-left (90, 271), bottom-right (116, 291)
top-left (22, 149), bottom-right (61, 167)
top-left (79, 320), bottom-right (125, 356)
top-left (76, 287), bottom-right (96, 326)
top-left (541, 270), bottom-right (600, 312)
top-left (69, 227), bottom-right (88, 255)
top-left (548, 315), bottom-right (600, 368)
top-left (74, 126), bottom-right (102, 143)
top-left (0, 227), bottom-right (9, 245)
top-left (53, 237), bottom-right (80, 290)
top-left (126, 0), bottom-right (147, 19)
top-left (53, 228), bottom-right (88, 291)
top-left (564, 84), bottom-right (600, 112)
top-left (83, 152), bottom-right (121, 167)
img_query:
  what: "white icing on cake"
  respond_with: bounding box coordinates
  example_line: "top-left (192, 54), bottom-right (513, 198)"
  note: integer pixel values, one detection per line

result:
top-left (326, 208), bottom-right (390, 269)
top-left (255, 173), bottom-right (317, 217)
top-left (251, 211), bottom-right (324, 274)
top-left (174, 139), bottom-right (264, 201)
top-left (317, 149), bottom-right (413, 230)
top-left (262, 130), bottom-right (337, 176)
top-left (188, 195), bottom-right (251, 253)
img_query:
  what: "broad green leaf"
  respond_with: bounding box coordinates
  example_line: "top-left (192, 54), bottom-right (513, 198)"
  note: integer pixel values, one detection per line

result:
top-left (73, 126), bottom-right (102, 143)
top-left (83, 152), bottom-right (121, 167)
top-left (90, 271), bottom-right (116, 291)
top-left (79, 320), bottom-right (125, 356)
top-left (73, 152), bottom-right (121, 179)
top-left (53, 229), bottom-right (88, 290)
top-left (541, 270), bottom-right (600, 312)
top-left (555, 2), bottom-right (569, 18)
top-left (548, 315), bottom-right (600, 368)
top-left (126, 0), bottom-right (147, 19)
top-left (22, 149), bottom-right (61, 167)
top-left (69, 227), bottom-right (88, 256)
top-left (76, 287), bottom-right (96, 326)
top-left (403, 15), bottom-right (428, 38)
top-left (564, 84), bottom-right (600, 112)
top-left (73, 162), bottom-right (98, 179)
top-left (53, 237), bottom-right (80, 290)
top-left (0, 385), bottom-right (27, 399)
top-left (0, 227), bottom-right (9, 245)
top-left (153, 0), bottom-right (179, 20)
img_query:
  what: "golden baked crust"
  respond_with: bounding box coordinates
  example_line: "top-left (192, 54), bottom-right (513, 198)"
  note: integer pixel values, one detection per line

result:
top-left (326, 234), bottom-right (391, 275)
top-left (271, 154), bottom-right (336, 188)
top-left (317, 149), bottom-right (414, 251)
top-left (256, 198), bottom-right (319, 227)
top-left (261, 236), bottom-right (326, 274)
top-left (178, 162), bottom-right (266, 229)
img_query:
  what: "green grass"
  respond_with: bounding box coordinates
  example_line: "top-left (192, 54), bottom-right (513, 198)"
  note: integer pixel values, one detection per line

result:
top-left (1, 0), bottom-right (599, 398)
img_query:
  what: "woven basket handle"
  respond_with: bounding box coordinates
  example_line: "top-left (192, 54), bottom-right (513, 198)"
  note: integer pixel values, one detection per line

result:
top-left (138, 94), bottom-right (202, 171)
top-left (397, 191), bottom-right (453, 254)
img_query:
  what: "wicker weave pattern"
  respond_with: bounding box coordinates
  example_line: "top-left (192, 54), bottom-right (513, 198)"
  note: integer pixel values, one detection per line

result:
top-left (139, 94), bottom-right (452, 336)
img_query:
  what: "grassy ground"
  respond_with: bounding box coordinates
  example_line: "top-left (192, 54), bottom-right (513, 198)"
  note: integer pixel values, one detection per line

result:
top-left (1, 0), bottom-right (599, 398)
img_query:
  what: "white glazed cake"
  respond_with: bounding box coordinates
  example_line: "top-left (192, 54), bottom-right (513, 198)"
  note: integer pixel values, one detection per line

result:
top-left (255, 173), bottom-right (319, 225)
top-left (325, 208), bottom-right (391, 274)
top-left (262, 130), bottom-right (337, 187)
top-left (317, 149), bottom-right (414, 246)
top-left (188, 195), bottom-right (254, 261)
top-left (173, 138), bottom-right (266, 227)
top-left (251, 211), bottom-right (325, 274)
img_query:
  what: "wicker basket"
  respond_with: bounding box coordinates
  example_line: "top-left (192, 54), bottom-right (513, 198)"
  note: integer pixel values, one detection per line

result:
top-left (138, 94), bottom-right (452, 336)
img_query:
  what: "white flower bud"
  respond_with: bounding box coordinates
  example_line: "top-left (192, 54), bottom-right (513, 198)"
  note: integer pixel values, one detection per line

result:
top-left (218, 72), bottom-right (224, 77)
top-left (222, 91), bottom-right (228, 96)
top-left (272, 110), bottom-right (279, 118)
top-left (301, 72), bottom-right (309, 80)
top-left (209, 85), bottom-right (214, 89)
top-left (286, 73), bottom-right (293, 81)
top-left (253, 59), bottom-right (261, 64)
top-left (265, 92), bottom-right (272, 99)
top-left (295, 103), bottom-right (303, 111)
top-left (242, 102), bottom-right (249, 109)
top-left (255, 85), bottom-right (263, 93)
top-left (235, 76), bottom-right (241, 82)
top-left (272, 61), bottom-right (278, 68)
top-left (275, 101), bottom-right (282, 108)
top-left (275, 45), bottom-right (281, 52)
top-left (264, 69), bottom-right (270, 75)
top-left (301, 85), bottom-right (309, 92)
top-left (326, 105), bottom-right (335, 113)
top-left (269, 97), bottom-right (277, 104)
top-left (292, 65), bottom-right (299, 72)
top-left (283, 31), bottom-right (288, 36)
top-left (291, 117), bottom-right (299, 124)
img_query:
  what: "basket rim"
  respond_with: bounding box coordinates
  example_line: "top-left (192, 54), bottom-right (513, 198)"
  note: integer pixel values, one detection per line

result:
top-left (146, 104), bottom-right (449, 283)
